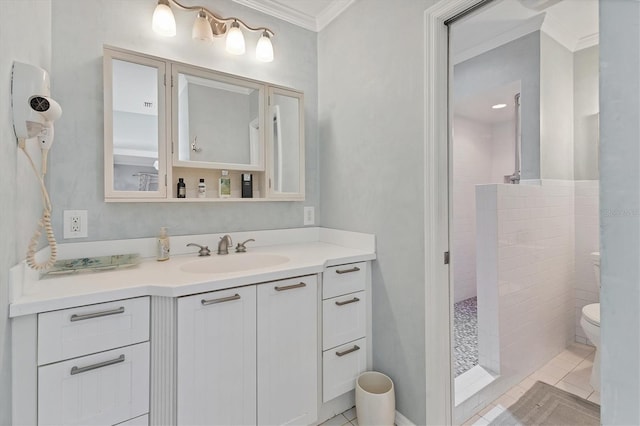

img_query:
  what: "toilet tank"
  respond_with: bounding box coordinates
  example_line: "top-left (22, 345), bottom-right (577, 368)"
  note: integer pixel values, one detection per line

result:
top-left (591, 252), bottom-right (600, 288)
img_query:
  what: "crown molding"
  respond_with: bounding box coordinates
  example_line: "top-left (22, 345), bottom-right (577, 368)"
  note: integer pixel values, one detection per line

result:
top-left (575, 32), bottom-right (599, 51)
top-left (233, 0), bottom-right (353, 32)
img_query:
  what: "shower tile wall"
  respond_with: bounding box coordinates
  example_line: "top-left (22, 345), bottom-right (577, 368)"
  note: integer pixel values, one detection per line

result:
top-left (453, 116), bottom-right (515, 303)
top-left (574, 180), bottom-right (600, 344)
top-left (475, 181), bottom-right (575, 396)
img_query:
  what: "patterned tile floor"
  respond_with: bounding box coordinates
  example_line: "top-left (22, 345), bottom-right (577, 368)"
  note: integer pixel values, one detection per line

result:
top-left (462, 343), bottom-right (599, 425)
top-left (454, 297), bottom-right (478, 377)
top-left (320, 407), bottom-right (358, 426)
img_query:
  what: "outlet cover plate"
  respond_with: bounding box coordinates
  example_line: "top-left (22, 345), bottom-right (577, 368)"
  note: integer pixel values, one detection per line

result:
top-left (63, 210), bottom-right (88, 239)
top-left (303, 206), bottom-right (315, 226)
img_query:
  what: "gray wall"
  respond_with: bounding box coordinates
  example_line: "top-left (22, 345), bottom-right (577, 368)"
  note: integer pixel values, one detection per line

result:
top-left (49, 0), bottom-right (318, 241)
top-left (318, 0), bottom-right (436, 423)
top-left (0, 1), bottom-right (52, 423)
top-left (574, 45), bottom-right (599, 181)
top-left (600, 0), bottom-right (640, 424)
top-left (453, 32), bottom-right (541, 180)
top-left (540, 32), bottom-right (574, 180)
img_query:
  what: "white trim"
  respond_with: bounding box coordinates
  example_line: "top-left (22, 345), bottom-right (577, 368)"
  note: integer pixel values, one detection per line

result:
top-left (575, 32), bottom-right (599, 51)
top-left (395, 410), bottom-right (415, 426)
top-left (232, 0), bottom-right (354, 32)
top-left (424, 1), bottom-right (487, 425)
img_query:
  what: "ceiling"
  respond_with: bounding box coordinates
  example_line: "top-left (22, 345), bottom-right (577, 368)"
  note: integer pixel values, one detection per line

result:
top-left (454, 81), bottom-right (521, 125)
top-left (232, 0), bottom-right (354, 32)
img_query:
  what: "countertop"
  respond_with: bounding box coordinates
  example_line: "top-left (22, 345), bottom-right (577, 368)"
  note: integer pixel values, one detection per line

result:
top-left (10, 240), bottom-right (375, 317)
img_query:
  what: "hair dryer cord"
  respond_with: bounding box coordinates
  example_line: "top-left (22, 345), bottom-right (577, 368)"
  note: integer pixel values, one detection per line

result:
top-left (20, 143), bottom-right (57, 270)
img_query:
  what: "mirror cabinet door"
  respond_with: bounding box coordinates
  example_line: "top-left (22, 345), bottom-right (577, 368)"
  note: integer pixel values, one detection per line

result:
top-left (172, 64), bottom-right (265, 171)
top-left (104, 49), bottom-right (168, 199)
top-left (267, 87), bottom-right (305, 199)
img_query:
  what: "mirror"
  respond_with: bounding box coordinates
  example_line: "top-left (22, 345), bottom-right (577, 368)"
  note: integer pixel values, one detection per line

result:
top-left (173, 65), bottom-right (265, 171)
top-left (104, 46), bottom-right (305, 201)
top-left (268, 87), bottom-right (304, 198)
top-left (104, 48), bottom-right (167, 199)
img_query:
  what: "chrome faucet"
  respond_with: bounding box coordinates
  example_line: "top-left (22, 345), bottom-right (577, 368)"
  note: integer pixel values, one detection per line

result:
top-left (235, 239), bottom-right (255, 253)
top-left (217, 235), bottom-right (233, 255)
top-left (187, 243), bottom-right (210, 256)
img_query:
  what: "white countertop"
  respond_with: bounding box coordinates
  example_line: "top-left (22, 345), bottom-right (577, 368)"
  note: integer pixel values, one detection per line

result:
top-left (10, 228), bottom-right (376, 317)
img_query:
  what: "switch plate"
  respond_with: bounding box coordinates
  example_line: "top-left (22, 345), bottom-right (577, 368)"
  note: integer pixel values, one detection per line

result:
top-left (303, 206), bottom-right (315, 226)
top-left (63, 210), bottom-right (88, 238)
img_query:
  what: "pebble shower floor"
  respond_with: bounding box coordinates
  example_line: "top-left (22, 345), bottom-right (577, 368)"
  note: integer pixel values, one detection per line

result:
top-left (454, 297), bottom-right (478, 377)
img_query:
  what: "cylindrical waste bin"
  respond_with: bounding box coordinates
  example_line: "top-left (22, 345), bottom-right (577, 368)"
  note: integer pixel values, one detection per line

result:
top-left (355, 371), bottom-right (395, 426)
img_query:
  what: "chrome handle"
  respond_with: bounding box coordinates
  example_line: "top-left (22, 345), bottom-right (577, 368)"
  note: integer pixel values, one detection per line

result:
top-left (335, 266), bottom-right (360, 274)
top-left (201, 294), bottom-right (241, 305)
top-left (70, 306), bottom-right (125, 322)
top-left (335, 297), bottom-right (360, 306)
top-left (275, 282), bottom-right (306, 292)
top-left (70, 354), bottom-right (125, 375)
top-left (336, 345), bottom-right (360, 357)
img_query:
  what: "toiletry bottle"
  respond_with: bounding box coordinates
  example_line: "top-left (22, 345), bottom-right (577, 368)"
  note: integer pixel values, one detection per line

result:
top-left (177, 178), bottom-right (186, 198)
top-left (157, 227), bottom-right (170, 261)
top-left (219, 170), bottom-right (231, 198)
top-left (198, 178), bottom-right (206, 198)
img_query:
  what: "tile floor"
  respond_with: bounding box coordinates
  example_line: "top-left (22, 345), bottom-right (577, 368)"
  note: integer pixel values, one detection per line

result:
top-left (320, 407), bottom-right (358, 426)
top-left (462, 343), bottom-right (600, 425)
top-left (454, 297), bottom-right (479, 377)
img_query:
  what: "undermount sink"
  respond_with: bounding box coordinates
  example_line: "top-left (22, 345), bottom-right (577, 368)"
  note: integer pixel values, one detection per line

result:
top-left (180, 253), bottom-right (290, 274)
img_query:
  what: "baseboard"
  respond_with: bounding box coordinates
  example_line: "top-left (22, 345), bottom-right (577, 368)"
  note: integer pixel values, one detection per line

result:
top-left (395, 410), bottom-right (415, 426)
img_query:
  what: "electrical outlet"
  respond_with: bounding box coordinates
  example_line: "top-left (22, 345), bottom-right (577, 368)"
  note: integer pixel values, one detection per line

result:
top-left (64, 210), bottom-right (88, 239)
top-left (303, 206), bottom-right (315, 226)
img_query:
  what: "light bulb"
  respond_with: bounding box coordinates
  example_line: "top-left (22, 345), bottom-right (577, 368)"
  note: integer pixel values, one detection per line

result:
top-left (192, 10), bottom-right (214, 41)
top-left (226, 21), bottom-right (246, 55)
top-left (152, 0), bottom-right (176, 37)
top-left (256, 31), bottom-right (274, 62)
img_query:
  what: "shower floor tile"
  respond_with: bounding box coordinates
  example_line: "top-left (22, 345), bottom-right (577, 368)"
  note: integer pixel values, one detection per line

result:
top-left (454, 296), bottom-right (478, 377)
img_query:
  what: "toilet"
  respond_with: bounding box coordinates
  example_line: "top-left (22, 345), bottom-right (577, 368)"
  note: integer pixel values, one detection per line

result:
top-left (580, 252), bottom-right (600, 390)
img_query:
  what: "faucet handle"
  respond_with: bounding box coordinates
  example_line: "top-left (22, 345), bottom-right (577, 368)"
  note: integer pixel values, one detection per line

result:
top-left (187, 243), bottom-right (211, 257)
top-left (235, 239), bottom-right (255, 253)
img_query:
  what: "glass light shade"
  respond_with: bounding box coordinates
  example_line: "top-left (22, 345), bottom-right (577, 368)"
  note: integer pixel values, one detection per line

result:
top-left (256, 32), bottom-right (274, 62)
top-left (226, 22), bottom-right (246, 55)
top-left (192, 11), bottom-right (214, 41)
top-left (152, 2), bottom-right (176, 37)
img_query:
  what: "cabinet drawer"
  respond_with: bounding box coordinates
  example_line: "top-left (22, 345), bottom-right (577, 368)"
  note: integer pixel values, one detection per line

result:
top-left (323, 262), bottom-right (366, 299)
top-left (322, 338), bottom-right (367, 402)
top-left (38, 342), bottom-right (150, 426)
top-left (323, 291), bottom-right (366, 350)
top-left (38, 297), bottom-right (150, 365)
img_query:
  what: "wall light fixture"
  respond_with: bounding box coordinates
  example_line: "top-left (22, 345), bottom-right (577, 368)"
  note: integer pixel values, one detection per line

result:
top-left (152, 0), bottom-right (275, 62)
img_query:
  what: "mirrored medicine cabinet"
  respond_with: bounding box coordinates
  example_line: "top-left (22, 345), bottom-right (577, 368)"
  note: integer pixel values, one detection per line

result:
top-left (103, 46), bottom-right (305, 202)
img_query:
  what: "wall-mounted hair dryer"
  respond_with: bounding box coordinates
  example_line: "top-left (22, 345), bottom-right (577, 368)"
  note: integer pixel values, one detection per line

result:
top-left (11, 62), bottom-right (63, 270)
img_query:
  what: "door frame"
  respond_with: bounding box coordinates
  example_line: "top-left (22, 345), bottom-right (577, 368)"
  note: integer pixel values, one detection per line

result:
top-left (423, 0), bottom-right (487, 424)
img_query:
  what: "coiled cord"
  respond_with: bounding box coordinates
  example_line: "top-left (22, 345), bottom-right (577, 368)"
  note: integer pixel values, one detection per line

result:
top-left (19, 140), bottom-right (57, 270)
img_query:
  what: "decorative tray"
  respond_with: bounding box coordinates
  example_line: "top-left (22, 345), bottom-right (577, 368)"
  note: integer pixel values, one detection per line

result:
top-left (42, 253), bottom-right (141, 276)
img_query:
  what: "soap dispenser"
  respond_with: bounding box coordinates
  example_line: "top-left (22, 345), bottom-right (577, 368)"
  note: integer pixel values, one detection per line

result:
top-left (157, 227), bottom-right (170, 261)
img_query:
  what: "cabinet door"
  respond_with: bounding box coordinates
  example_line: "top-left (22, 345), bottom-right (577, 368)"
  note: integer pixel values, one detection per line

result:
top-left (177, 286), bottom-right (257, 426)
top-left (257, 276), bottom-right (318, 425)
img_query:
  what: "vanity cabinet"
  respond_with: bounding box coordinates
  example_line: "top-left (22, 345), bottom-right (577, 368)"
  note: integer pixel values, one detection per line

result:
top-left (177, 286), bottom-right (257, 425)
top-left (36, 297), bottom-right (151, 426)
top-left (321, 262), bottom-right (368, 402)
top-left (175, 275), bottom-right (317, 426)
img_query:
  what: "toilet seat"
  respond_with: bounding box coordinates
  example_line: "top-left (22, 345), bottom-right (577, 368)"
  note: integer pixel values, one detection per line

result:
top-left (582, 303), bottom-right (600, 327)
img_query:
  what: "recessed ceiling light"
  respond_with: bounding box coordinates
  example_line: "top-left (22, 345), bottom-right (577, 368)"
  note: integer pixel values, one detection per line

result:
top-left (492, 103), bottom-right (507, 109)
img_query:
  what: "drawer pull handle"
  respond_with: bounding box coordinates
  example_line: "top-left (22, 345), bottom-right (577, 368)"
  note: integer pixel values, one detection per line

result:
top-left (335, 297), bottom-right (360, 306)
top-left (70, 354), bottom-right (125, 375)
top-left (336, 345), bottom-right (360, 357)
top-left (275, 282), bottom-right (306, 292)
top-left (70, 306), bottom-right (125, 322)
top-left (335, 266), bottom-right (360, 274)
top-left (201, 294), bottom-right (241, 305)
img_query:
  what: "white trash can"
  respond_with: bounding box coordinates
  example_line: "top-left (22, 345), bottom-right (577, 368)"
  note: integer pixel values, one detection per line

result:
top-left (355, 371), bottom-right (395, 426)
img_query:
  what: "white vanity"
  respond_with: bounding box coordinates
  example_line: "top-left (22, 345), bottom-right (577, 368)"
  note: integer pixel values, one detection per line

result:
top-left (10, 228), bottom-right (375, 426)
